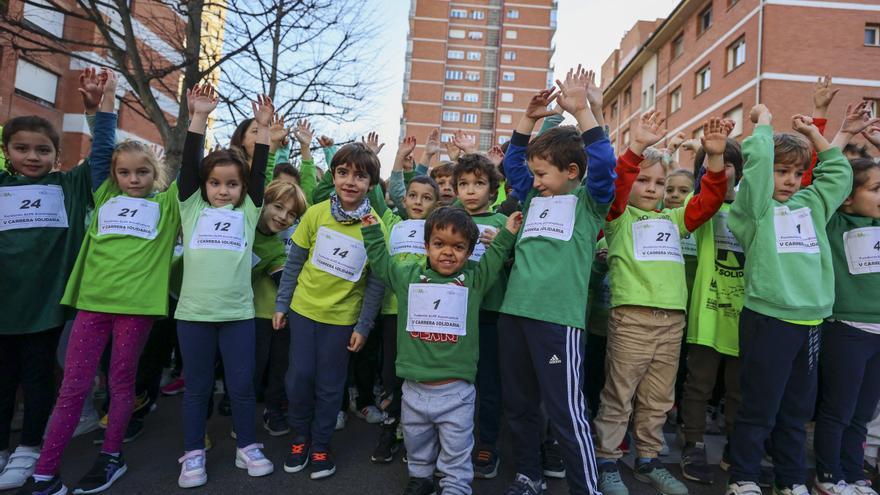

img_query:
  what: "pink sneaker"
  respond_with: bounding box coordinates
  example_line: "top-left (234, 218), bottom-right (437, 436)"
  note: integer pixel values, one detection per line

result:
top-left (161, 377), bottom-right (185, 396)
top-left (178, 450), bottom-right (207, 488)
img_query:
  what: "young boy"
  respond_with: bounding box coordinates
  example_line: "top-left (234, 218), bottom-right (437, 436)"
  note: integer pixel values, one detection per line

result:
top-left (498, 66), bottom-right (616, 495)
top-left (431, 162), bottom-right (457, 206)
top-left (361, 207), bottom-right (522, 495)
top-left (452, 154), bottom-right (508, 478)
top-left (725, 104), bottom-right (856, 495)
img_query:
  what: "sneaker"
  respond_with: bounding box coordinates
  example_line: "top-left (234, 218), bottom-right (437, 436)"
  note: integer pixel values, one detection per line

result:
top-left (504, 473), bottom-right (544, 495)
top-left (0, 450), bottom-right (9, 473)
top-left (852, 480), bottom-right (878, 495)
top-left (72, 411), bottom-right (100, 438)
top-left (540, 440), bottom-right (565, 479)
top-left (727, 481), bottom-right (763, 495)
top-left (598, 463), bottom-right (629, 495)
top-left (14, 475), bottom-right (67, 495)
top-left (402, 476), bottom-right (436, 495)
top-left (0, 447), bottom-right (40, 490)
top-left (335, 411), bottom-right (347, 431)
top-left (217, 394), bottom-right (232, 416)
top-left (283, 440), bottom-right (310, 473)
top-left (681, 442), bottom-right (713, 484)
top-left (161, 377), bottom-right (185, 396)
top-left (177, 450), bottom-right (207, 489)
top-left (72, 452), bottom-right (127, 494)
top-left (263, 409), bottom-right (290, 437)
top-left (775, 485), bottom-right (810, 495)
top-left (235, 444), bottom-right (274, 477)
top-left (371, 420), bottom-right (400, 464)
top-left (309, 451), bottom-right (335, 480)
top-left (814, 480), bottom-right (857, 495)
top-left (473, 446), bottom-right (500, 479)
top-left (92, 419), bottom-right (143, 445)
top-left (634, 458), bottom-right (688, 495)
top-left (355, 405), bottom-right (385, 424)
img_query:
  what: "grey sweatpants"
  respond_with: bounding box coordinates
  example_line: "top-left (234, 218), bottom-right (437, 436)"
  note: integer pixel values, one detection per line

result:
top-left (402, 380), bottom-right (475, 495)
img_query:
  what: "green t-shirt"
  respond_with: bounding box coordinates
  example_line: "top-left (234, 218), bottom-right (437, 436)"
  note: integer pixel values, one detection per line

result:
top-left (828, 212), bottom-right (880, 323)
top-left (605, 204), bottom-right (690, 311)
top-left (500, 187), bottom-right (609, 329)
top-left (471, 212), bottom-right (509, 313)
top-left (290, 199), bottom-right (386, 326)
top-left (251, 230), bottom-right (288, 320)
top-left (61, 180), bottom-right (181, 316)
top-left (363, 222), bottom-right (515, 383)
top-left (1, 163), bottom-right (92, 334)
top-left (687, 203), bottom-right (745, 356)
top-left (175, 193), bottom-right (261, 322)
top-left (380, 211), bottom-right (426, 315)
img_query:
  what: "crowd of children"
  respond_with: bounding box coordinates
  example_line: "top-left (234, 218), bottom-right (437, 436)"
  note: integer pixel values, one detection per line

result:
top-left (0, 65), bottom-right (879, 495)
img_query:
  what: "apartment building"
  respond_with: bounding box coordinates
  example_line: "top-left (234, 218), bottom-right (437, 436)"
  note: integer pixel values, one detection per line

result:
top-left (401, 0), bottom-right (557, 157)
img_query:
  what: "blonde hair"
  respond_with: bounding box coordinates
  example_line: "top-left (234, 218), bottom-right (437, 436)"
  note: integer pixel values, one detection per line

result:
top-left (265, 180), bottom-right (308, 218)
top-left (110, 140), bottom-right (164, 190)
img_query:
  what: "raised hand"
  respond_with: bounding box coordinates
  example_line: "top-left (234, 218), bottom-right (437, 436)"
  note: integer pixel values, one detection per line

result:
top-left (397, 135), bottom-right (417, 158)
top-left (78, 67), bottom-right (104, 113)
top-left (293, 119), bottom-right (314, 146)
top-left (191, 83), bottom-right (218, 116)
top-left (445, 140), bottom-right (461, 162)
top-left (362, 131), bottom-right (385, 154)
top-left (791, 114), bottom-right (819, 136)
top-left (812, 75), bottom-right (838, 117)
top-left (701, 117), bottom-right (732, 156)
top-left (505, 211), bottom-right (524, 234)
top-left (452, 130), bottom-right (478, 154)
top-left (862, 125), bottom-right (880, 150)
top-left (667, 132), bottom-right (686, 153)
top-left (424, 129), bottom-right (443, 155)
top-left (838, 101), bottom-right (878, 136)
top-left (269, 115), bottom-right (290, 149)
top-left (524, 89), bottom-right (559, 120)
top-left (555, 65), bottom-right (589, 115)
top-left (749, 104), bottom-right (772, 125)
top-left (631, 110), bottom-right (667, 155)
top-left (361, 213), bottom-right (378, 226)
top-left (486, 145), bottom-right (504, 167)
top-left (585, 69), bottom-right (603, 109)
top-left (252, 94), bottom-right (274, 127)
top-left (317, 135), bottom-right (335, 148)
top-left (98, 70), bottom-right (118, 113)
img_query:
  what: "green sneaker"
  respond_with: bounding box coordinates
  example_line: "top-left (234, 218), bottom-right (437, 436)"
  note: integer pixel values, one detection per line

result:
top-left (634, 459), bottom-right (689, 495)
top-left (598, 462), bottom-right (630, 495)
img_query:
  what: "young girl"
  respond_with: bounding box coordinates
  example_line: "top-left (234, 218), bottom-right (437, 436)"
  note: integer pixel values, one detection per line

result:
top-left (175, 85), bottom-right (274, 488)
top-left (273, 142), bottom-right (387, 480)
top-left (0, 73), bottom-right (97, 491)
top-left (665, 169), bottom-right (695, 209)
top-left (813, 157), bottom-right (880, 495)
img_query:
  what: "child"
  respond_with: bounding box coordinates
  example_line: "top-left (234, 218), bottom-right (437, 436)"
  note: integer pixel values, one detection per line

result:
top-left (361, 206), bottom-right (522, 495)
top-left (431, 162), bottom-right (457, 206)
top-left (452, 153), bottom-right (509, 479)
top-left (665, 169), bottom-right (695, 209)
top-left (594, 115), bottom-right (729, 495)
top-left (174, 86), bottom-right (275, 488)
top-left (273, 141), bottom-right (387, 480)
top-left (725, 103), bottom-right (869, 495)
top-left (372, 136), bottom-right (441, 464)
top-left (498, 66), bottom-right (616, 495)
top-left (0, 82), bottom-right (96, 491)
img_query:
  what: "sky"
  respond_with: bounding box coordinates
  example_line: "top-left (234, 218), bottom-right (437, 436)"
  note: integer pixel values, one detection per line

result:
top-left (327, 0), bottom-right (680, 174)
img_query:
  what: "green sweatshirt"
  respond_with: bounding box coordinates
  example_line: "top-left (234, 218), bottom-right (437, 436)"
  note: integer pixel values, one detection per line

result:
top-left (728, 125), bottom-right (852, 321)
top-left (362, 223), bottom-right (515, 383)
top-left (828, 212), bottom-right (880, 323)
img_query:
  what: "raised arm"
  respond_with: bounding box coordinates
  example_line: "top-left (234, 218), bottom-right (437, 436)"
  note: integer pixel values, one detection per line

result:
top-left (683, 118), bottom-right (731, 232)
top-left (729, 105), bottom-right (775, 227)
top-left (801, 75), bottom-right (837, 187)
top-left (472, 213), bottom-right (521, 292)
top-left (179, 83), bottom-right (217, 200)
top-left (390, 136), bottom-right (417, 211)
top-left (88, 70), bottom-right (118, 191)
top-left (607, 111), bottom-right (666, 220)
top-left (248, 94), bottom-right (274, 206)
top-left (504, 89), bottom-right (559, 201)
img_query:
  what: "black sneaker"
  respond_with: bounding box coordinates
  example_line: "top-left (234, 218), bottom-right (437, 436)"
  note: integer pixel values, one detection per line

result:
top-left (371, 420), bottom-right (400, 463)
top-left (309, 450), bottom-right (336, 480)
top-left (15, 476), bottom-right (67, 495)
top-left (283, 439), bottom-right (310, 473)
top-left (473, 446), bottom-right (500, 479)
top-left (262, 409), bottom-right (290, 437)
top-left (681, 442), bottom-right (714, 484)
top-left (218, 394), bottom-right (232, 416)
top-left (91, 418), bottom-right (143, 445)
top-left (402, 476), bottom-right (436, 495)
top-left (72, 452), bottom-right (127, 494)
top-left (504, 473), bottom-right (544, 495)
top-left (541, 440), bottom-right (565, 479)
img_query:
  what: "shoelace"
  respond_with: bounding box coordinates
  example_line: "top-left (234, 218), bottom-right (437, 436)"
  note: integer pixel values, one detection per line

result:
top-left (312, 452), bottom-right (328, 462)
top-left (477, 450), bottom-right (492, 462)
top-left (601, 469), bottom-right (623, 484)
top-left (290, 443), bottom-right (306, 455)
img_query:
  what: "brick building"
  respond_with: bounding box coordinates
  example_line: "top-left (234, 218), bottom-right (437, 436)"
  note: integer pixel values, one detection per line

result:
top-left (401, 0), bottom-right (557, 157)
top-left (600, 0), bottom-right (880, 167)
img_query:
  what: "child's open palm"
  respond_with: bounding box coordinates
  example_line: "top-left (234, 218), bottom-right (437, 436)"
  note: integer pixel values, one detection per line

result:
top-left (585, 70), bottom-right (603, 109)
top-left (487, 145), bottom-right (504, 167)
top-left (362, 132), bottom-right (385, 154)
top-left (813, 75), bottom-right (839, 111)
top-left (701, 118), bottom-right (731, 156)
top-left (425, 129), bottom-right (443, 155)
top-left (294, 119), bottom-right (314, 146)
top-left (453, 130), bottom-right (478, 154)
top-left (252, 94), bottom-right (274, 127)
top-left (192, 84), bottom-right (218, 115)
top-left (838, 101), bottom-right (879, 136)
top-left (633, 111), bottom-right (667, 148)
top-left (555, 65), bottom-right (589, 114)
top-left (78, 68), bottom-right (104, 112)
top-left (397, 136), bottom-right (417, 158)
top-left (270, 115), bottom-right (290, 147)
top-left (524, 89), bottom-right (559, 120)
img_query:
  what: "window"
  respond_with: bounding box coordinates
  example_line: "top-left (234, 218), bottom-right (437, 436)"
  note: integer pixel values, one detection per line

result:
top-left (727, 37), bottom-right (746, 72)
top-left (867, 24), bottom-right (880, 46)
top-left (623, 86), bottom-right (632, 107)
top-left (448, 49), bottom-right (465, 60)
top-left (502, 71), bottom-right (515, 82)
top-left (468, 31), bottom-right (484, 40)
top-left (507, 9), bottom-right (519, 19)
top-left (506, 30), bottom-right (518, 40)
top-left (498, 135), bottom-right (510, 144)
top-left (503, 50), bottom-right (516, 61)
top-left (462, 113), bottom-right (478, 124)
top-left (449, 29), bottom-right (465, 39)
top-left (14, 59), bottom-right (58, 105)
top-left (670, 86), bottom-right (683, 113)
top-left (463, 92), bottom-right (479, 103)
top-left (441, 133), bottom-right (454, 142)
top-left (500, 114), bottom-right (512, 124)
top-left (467, 51), bottom-right (481, 61)
top-left (724, 106), bottom-right (744, 137)
top-left (501, 92), bottom-right (514, 103)
top-left (446, 70), bottom-right (463, 80)
top-left (672, 33), bottom-right (684, 59)
top-left (444, 91), bottom-right (462, 102)
top-left (442, 111), bottom-right (461, 122)
top-left (471, 10), bottom-right (484, 20)
top-left (23, 0), bottom-right (65, 37)
top-left (466, 71), bottom-right (480, 81)
top-left (696, 65), bottom-right (711, 94)
top-left (450, 8), bottom-right (467, 19)
top-left (698, 4), bottom-right (713, 35)
top-left (641, 83), bottom-right (655, 110)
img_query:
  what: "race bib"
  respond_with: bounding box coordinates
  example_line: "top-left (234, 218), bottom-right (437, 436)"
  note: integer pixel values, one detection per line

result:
top-left (469, 224), bottom-right (498, 261)
top-left (522, 195), bottom-right (577, 241)
top-left (97, 196), bottom-right (160, 239)
top-left (312, 227), bottom-right (368, 281)
top-left (390, 220), bottom-right (426, 256)
top-left (0, 185), bottom-right (68, 231)
top-left (407, 283), bottom-right (469, 336)
top-left (713, 211), bottom-right (743, 253)
top-left (774, 206), bottom-right (819, 254)
top-left (277, 225), bottom-right (296, 254)
top-left (843, 227), bottom-right (880, 275)
top-left (681, 233), bottom-right (697, 257)
top-left (190, 207), bottom-right (246, 251)
top-left (632, 218), bottom-right (683, 263)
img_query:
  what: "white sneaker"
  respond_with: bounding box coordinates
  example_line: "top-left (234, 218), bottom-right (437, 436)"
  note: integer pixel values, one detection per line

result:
top-left (851, 481), bottom-right (878, 495)
top-left (355, 405), bottom-right (386, 424)
top-left (727, 481), bottom-right (762, 495)
top-left (779, 485), bottom-right (811, 495)
top-left (73, 410), bottom-right (101, 438)
top-left (235, 443), bottom-right (274, 477)
top-left (178, 450), bottom-right (207, 488)
top-left (335, 411), bottom-right (347, 431)
top-left (0, 446), bottom-right (39, 489)
top-left (0, 450), bottom-right (8, 473)
top-left (814, 480), bottom-right (857, 495)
